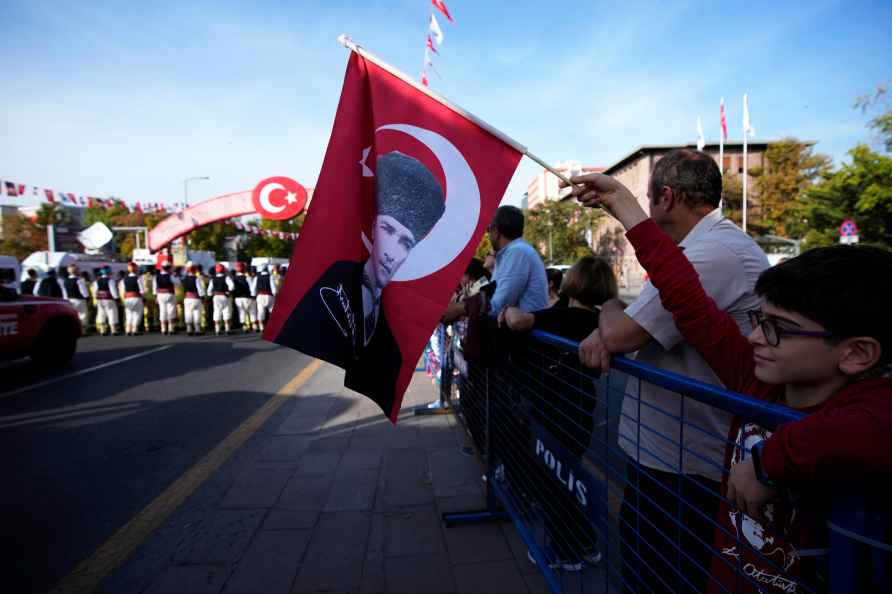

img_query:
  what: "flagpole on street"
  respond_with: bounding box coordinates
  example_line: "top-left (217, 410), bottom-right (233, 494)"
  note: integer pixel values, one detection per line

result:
top-left (337, 35), bottom-right (583, 191)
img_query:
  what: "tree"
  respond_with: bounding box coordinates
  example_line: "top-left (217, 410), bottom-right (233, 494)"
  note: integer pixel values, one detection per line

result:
top-left (524, 199), bottom-right (603, 265)
top-left (855, 82), bottom-right (892, 153)
top-left (721, 174), bottom-right (743, 227)
top-left (748, 138), bottom-right (832, 237)
top-left (797, 144), bottom-right (892, 249)
top-left (239, 214), bottom-right (305, 260)
top-left (0, 214), bottom-right (46, 260)
top-left (35, 202), bottom-right (68, 228)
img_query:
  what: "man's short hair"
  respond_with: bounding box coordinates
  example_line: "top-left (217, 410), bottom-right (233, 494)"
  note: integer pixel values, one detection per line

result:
top-left (561, 256), bottom-right (617, 309)
top-left (756, 245), bottom-right (892, 365)
top-left (27, 268), bottom-right (38, 278)
top-left (465, 257), bottom-right (486, 281)
top-left (650, 148), bottom-right (722, 209)
top-left (492, 205), bottom-right (524, 240)
top-left (376, 151), bottom-right (445, 241)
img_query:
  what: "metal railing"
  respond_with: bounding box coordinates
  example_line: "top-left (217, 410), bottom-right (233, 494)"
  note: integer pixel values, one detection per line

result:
top-left (439, 328), bottom-right (890, 594)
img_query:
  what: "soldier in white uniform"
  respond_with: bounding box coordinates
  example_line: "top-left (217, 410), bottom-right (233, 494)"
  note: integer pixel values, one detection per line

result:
top-left (182, 264), bottom-right (206, 336)
top-left (93, 267), bottom-right (120, 335)
top-left (122, 262), bottom-right (146, 335)
top-left (61, 264), bottom-right (90, 332)
top-left (153, 261), bottom-right (181, 335)
top-left (210, 263), bottom-right (235, 335)
top-left (254, 265), bottom-right (277, 332)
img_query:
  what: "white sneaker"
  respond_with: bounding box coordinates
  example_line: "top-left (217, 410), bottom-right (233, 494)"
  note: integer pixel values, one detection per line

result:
top-left (583, 550), bottom-right (603, 564)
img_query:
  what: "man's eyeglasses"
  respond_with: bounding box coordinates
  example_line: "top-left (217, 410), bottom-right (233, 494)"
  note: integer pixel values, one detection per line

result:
top-left (746, 309), bottom-right (834, 347)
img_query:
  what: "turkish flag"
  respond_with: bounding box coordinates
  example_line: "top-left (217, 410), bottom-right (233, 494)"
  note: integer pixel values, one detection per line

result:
top-left (264, 51), bottom-right (522, 422)
top-left (432, 0), bottom-right (454, 22)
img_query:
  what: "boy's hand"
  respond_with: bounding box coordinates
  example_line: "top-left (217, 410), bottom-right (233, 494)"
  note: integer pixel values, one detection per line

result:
top-left (578, 328), bottom-right (611, 372)
top-left (564, 173), bottom-right (648, 231)
top-left (726, 459), bottom-right (777, 524)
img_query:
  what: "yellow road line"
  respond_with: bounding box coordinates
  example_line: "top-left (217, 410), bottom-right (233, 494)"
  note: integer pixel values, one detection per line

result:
top-left (50, 358), bottom-right (325, 594)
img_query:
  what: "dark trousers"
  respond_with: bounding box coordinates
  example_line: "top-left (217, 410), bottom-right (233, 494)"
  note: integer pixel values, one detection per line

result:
top-left (619, 461), bottom-right (722, 594)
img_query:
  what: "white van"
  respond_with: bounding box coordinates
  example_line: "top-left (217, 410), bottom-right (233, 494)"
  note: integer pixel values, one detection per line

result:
top-left (20, 251), bottom-right (128, 280)
top-left (0, 255), bottom-right (21, 292)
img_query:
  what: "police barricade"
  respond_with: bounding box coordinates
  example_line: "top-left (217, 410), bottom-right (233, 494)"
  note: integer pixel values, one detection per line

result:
top-left (442, 329), bottom-right (890, 594)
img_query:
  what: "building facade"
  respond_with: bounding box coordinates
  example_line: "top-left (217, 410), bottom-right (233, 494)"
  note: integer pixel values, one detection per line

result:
top-left (526, 160), bottom-right (605, 210)
top-left (589, 142), bottom-right (769, 289)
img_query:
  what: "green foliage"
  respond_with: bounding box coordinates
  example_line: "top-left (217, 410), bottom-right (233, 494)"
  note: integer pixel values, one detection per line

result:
top-left (721, 174), bottom-right (743, 227)
top-left (473, 233), bottom-right (493, 260)
top-left (749, 138), bottom-right (832, 236)
top-left (0, 214), bottom-right (46, 259)
top-left (187, 222), bottom-right (232, 259)
top-left (524, 199), bottom-right (603, 265)
top-left (239, 214), bottom-right (305, 260)
top-left (797, 144), bottom-right (892, 249)
top-left (855, 82), bottom-right (892, 153)
top-left (35, 203), bottom-right (68, 227)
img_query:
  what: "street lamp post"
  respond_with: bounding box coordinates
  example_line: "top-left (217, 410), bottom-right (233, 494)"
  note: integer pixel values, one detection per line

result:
top-left (183, 176), bottom-right (210, 207)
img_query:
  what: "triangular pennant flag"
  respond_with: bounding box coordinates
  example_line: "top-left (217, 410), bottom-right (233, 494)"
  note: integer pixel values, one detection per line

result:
top-left (429, 13), bottom-right (444, 44)
top-left (431, 0), bottom-right (454, 22)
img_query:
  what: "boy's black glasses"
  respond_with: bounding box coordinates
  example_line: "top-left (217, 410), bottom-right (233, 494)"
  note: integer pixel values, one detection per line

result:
top-left (747, 309), bottom-right (834, 347)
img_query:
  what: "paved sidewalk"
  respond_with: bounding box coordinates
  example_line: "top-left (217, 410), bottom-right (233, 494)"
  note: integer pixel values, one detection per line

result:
top-left (100, 363), bottom-right (550, 594)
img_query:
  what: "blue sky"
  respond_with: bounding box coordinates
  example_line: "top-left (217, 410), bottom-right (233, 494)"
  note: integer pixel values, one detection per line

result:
top-left (2, 0), bottom-right (890, 210)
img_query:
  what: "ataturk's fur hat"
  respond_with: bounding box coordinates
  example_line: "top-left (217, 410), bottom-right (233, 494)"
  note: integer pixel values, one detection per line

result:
top-left (375, 151), bottom-right (445, 242)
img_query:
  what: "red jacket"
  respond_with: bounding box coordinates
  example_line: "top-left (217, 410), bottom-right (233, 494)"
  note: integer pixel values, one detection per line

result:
top-left (626, 219), bottom-right (892, 593)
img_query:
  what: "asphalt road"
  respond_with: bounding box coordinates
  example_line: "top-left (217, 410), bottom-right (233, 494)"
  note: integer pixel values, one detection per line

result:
top-left (0, 331), bottom-right (314, 594)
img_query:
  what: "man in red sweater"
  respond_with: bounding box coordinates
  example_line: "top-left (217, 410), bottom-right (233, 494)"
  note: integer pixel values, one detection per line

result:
top-left (570, 172), bottom-right (892, 593)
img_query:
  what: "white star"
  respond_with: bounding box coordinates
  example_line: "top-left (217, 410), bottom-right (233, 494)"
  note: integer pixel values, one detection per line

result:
top-left (359, 146), bottom-right (374, 177)
top-left (284, 191), bottom-right (298, 205)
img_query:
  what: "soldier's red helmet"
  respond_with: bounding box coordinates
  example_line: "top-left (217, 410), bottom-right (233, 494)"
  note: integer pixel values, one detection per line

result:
top-left (235, 261), bottom-right (246, 272)
top-left (215, 263), bottom-right (225, 274)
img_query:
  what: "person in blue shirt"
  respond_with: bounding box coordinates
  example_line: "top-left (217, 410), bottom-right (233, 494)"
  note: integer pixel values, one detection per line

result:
top-left (443, 205), bottom-right (548, 323)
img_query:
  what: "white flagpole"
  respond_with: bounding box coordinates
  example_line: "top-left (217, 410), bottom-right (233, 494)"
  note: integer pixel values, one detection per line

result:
top-left (719, 98), bottom-right (725, 212)
top-left (742, 94), bottom-right (748, 233)
top-left (337, 34), bottom-right (582, 191)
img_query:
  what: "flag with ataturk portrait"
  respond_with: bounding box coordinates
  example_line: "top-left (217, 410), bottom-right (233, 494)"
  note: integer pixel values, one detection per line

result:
top-left (264, 50), bottom-right (522, 422)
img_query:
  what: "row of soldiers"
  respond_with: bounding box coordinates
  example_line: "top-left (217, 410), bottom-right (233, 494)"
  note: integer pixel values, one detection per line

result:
top-left (20, 261), bottom-right (282, 336)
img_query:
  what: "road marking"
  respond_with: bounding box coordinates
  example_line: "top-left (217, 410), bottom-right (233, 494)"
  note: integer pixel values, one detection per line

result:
top-left (0, 344), bottom-right (175, 399)
top-left (49, 358), bottom-right (324, 594)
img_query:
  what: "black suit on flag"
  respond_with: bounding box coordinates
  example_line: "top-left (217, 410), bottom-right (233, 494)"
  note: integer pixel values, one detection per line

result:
top-left (273, 260), bottom-right (402, 417)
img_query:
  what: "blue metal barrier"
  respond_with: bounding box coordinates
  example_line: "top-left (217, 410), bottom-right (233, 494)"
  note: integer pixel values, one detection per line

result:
top-left (442, 329), bottom-right (890, 594)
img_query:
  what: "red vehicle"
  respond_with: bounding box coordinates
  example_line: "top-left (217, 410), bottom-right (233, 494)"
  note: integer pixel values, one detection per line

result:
top-left (0, 288), bottom-right (81, 366)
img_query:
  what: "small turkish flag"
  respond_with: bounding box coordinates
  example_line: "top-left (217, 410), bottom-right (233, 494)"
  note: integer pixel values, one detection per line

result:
top-left (264, 51), bottom-right (522, 422)
top-left (432, 0), bottom-right (454, 22)
top-left (426, 36), bottom-right (438, 53)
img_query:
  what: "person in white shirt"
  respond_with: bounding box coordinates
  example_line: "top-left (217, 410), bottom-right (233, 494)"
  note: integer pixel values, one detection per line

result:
top-left (232, 262), bottom-right (255, 333)
top-left (61, 264), bottom-right (90, 332)
top-left (93, 267), bottom-right (120, 335)
top-left (573, 148), bottom-right (769, 593)
top-left (209, 263), bottom-right (235, 335)
top-left (153, 261), bottom-right (181, 335)
top-left (121, 262), bottom-right (146, 336)
top-left (181, 265), bottom-right (206, 336)
top-left (253, 265), bottom-right (278, 332)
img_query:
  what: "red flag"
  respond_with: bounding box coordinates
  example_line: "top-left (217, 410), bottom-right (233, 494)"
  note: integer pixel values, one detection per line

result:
top-left (17, 184), bottom-right (25, 196)
top-left (720, 97), bottom-right (728, 141)
top-left (65, 192), bottom-right (76, 204)
top-left (135, 201), bottom-right (143, 212)
top-left (43, 189), bottom-right (54, 202)
top-left (431, 0), bottom-right (454, 22)
top-left (420, 71), bottom-right (429, 87)
top-left (264, 51), bottom-right (522, 422)
top-left (426, 36), bottom-right (438, 53)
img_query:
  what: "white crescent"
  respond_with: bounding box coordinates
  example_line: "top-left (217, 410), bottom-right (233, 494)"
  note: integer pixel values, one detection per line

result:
top-left (375, 124), bottom-right (480, 282)
top-left (259, 182), bottom-right (286, 214)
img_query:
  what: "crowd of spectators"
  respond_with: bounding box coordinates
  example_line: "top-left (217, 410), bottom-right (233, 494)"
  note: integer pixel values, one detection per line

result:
top-left (435, 148), bottom-right (892, 592)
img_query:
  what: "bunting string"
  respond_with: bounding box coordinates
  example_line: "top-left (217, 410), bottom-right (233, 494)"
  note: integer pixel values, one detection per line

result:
top-left (421, 0), bottom-right (453, 87)
top-left (0, 177), bottom-right (185, 213)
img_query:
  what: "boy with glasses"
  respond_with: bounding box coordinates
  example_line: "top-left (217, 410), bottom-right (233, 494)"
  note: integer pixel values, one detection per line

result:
top-left (570, 172), bottom-right (892, 593)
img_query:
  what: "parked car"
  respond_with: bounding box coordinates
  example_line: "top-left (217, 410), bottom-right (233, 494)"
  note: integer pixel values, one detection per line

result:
top-left (0, 287), bottom-right (81, 366)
